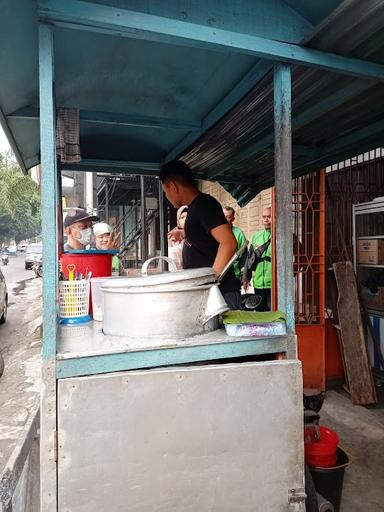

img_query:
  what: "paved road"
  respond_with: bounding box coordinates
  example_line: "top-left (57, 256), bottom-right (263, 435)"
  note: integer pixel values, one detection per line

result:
top-left (0, 256), bottom-right (41, 473)
top-left (0, 253), bottom-right (34, 296)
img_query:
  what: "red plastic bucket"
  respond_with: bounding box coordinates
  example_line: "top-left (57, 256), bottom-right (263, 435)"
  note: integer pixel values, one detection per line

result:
top-left (60, 251), bottom-right (116, 315)
top-left (60, 252), bottom-right (113, 279)
top-left (305, 426), bottom-right (339, 468)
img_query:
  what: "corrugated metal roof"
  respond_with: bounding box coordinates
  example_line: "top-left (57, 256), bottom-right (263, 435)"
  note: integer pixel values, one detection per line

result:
top-left (181, 0), bottom-right (384, 203)
top-left (1, 0), bottom-right (384, 204)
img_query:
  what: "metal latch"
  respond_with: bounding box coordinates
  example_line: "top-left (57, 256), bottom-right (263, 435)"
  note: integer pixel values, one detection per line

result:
top-left (288, 488), bottom-right (306, 503)
top-left (53, 430), bottom-right (58, 463)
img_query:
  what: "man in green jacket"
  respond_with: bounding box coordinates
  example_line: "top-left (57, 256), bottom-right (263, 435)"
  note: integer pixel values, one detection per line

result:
top-left (223, 206), bottom-right (246, 281)
top-left (243, 206), bottom-right (272, 310)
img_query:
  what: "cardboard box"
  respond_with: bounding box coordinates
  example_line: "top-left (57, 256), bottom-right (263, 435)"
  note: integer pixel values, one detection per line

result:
top-left (357, 239), bottom-right (384, 265)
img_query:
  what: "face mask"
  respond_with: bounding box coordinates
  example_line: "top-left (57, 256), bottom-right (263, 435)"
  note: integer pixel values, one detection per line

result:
top-left (76, 227), bottom-right (93, 246)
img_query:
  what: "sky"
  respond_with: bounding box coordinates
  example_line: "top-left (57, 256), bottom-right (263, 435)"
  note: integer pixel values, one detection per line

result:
top-left (0, 126), bottom-right (11, 153)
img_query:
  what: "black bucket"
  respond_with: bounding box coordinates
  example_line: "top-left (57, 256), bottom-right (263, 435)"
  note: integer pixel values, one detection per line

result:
top-left (309, 447), bottom-right (349, 512)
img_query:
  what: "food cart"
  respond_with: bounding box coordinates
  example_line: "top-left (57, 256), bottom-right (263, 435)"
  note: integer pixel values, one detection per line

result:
top-left (2, 1), bottom-right (384, 510)
top-left (38, 10), bottom-right (304, 508)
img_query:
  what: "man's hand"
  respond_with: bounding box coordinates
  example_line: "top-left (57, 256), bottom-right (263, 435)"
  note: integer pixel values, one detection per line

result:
top-left (168, 227), bottom-right (185, 243)
top-left (242, 280), bottom-right (249, 292)
top-left (108, 231), bottom-right (120, 249)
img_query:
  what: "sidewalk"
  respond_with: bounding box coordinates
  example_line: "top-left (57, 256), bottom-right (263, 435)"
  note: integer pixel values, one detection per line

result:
top-left (0, 277), bottom-right (41, 479)
top-left (321, 388), bottom-right (384, 512)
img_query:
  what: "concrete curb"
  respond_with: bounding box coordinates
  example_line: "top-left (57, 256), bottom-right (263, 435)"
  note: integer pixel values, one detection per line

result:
top-left (0, 405), bottom-right (40, 512)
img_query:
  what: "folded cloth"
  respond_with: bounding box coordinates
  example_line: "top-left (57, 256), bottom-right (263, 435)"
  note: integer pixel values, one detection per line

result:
top-left (56, 108), bottom-right (81, 163)
top-left (222, 310), bottom-right (286, 324)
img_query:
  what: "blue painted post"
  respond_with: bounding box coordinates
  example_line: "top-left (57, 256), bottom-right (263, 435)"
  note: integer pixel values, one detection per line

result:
top-left (274, 63), bottom-right (295, 334)
top-left (158, 180), bottom-right (166, 259)
top-left (39, 23), bottom-right (58, 359)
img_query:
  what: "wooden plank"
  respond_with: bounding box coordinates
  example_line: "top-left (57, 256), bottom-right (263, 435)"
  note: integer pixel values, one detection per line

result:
top-left (333, 261), bottom-right (377, 405)
top-left (334, 324), bottom-right (350, 392)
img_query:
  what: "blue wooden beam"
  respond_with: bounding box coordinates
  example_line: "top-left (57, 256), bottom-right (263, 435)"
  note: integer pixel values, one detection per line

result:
top-left (38, 0), bottom-right (384, 81)
top-left (38, 23), bottom-right (58, 360)
top-left (325, 118), bottom-right (384, 154)
top-left (292, 118), bottom-right (384, 175)
top-left (206, 79), bottom-right (374, 179)
top-left (60, 159), bottom-right (161, 175)
top-left (274, 63), bottom-right (295, 334)
top-left (237, 189), bottom-right (259, 207)
top-left (8, 106), bottom-right (201, 131)
top-left (0, 108), bottom-right (27, 174)
top-left (166, 60), bottom-right (273, 161)
top-left (56, 336), bottom-right (290, 378)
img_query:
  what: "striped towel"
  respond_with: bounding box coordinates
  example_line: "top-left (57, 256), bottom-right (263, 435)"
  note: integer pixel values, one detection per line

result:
top-left (56, 108), bottom-right (81, 163)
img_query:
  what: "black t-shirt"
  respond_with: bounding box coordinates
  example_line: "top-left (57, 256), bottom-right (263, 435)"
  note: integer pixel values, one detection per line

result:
top-left (182, 193), bottom-right (239, 294)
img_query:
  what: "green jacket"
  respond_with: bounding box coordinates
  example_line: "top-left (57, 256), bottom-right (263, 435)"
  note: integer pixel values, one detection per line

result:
top-left (249, 229), bottom-right (272, 289)
top-left (112, 255), bottom-right (121, 273)
top-left (232, 226), bottom-right (246, 279)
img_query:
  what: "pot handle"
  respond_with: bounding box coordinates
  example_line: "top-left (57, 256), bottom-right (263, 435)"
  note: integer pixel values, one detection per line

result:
top-left (141, 256), bottom-right (178, 275)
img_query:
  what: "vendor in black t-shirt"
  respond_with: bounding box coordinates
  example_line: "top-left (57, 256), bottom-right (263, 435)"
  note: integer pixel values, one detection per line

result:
top-left (159, 160), bottom-right (241, 310)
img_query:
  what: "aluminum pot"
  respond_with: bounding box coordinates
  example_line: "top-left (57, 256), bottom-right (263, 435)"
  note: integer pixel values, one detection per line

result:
top-left (101, 256), bottom-right (229, 339)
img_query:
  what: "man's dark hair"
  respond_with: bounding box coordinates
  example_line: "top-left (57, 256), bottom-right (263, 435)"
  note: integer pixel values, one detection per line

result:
top-left (159, 160), bottom-right (197, 187)
top-left (223, 206), bottom-right (235, 216)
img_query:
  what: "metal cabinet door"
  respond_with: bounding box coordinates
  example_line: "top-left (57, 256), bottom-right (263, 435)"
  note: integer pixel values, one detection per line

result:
top-left (58, 360), bottom-right (304, 512)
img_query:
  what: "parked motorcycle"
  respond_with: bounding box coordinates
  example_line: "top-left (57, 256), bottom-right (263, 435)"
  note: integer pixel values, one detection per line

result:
top-left (32, 256), bottom-right (43, 277)
top-left (1, 254), bottom-right (9, 266)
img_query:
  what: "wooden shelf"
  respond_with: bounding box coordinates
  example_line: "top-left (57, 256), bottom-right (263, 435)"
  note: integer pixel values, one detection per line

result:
top-left (366, 308), bottom-right (384, 317)
top-left (357, 264), bottom-right (384, 268)
top-left (357, 235), bottom-right (384, 240)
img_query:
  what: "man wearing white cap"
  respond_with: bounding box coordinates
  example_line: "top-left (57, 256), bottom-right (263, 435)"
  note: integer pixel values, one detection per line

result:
top-left (93, 222), bottom-right (114, 250)
top-left (93, 222), bottom-right (121, 273)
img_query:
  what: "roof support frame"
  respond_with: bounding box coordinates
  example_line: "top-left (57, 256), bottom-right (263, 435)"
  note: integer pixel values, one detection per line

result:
top-left (206, 78), bottom-right (375, 179)
top-left (37, 0), bottom-right (384, 81)
top-left (292, 118), bottom-right (384, 174)
top-left (0, 107), bottom-right (27, 173)
top-left (324, 117), bottom-right (384, 154)
top-left (59, 159), bottom-right (160, 176)
top-left (166, 60), bottom-right (273, 161)
top-left (8, 107), bottom-right (201, 131)
top-left (58, 159), bottom-right (264, 184)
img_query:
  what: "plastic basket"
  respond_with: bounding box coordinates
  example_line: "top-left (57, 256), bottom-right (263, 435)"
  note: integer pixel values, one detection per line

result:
top-left (59, 279), bottom-right (91, 323)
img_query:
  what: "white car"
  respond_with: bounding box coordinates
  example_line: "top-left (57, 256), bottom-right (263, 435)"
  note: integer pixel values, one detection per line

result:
top-left (25, 243), bottom-right (43, 270)
top-left (0, 268), bottom-right (7, 324)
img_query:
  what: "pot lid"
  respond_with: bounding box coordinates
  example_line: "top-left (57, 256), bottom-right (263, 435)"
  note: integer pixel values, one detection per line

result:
top-left (101, 267), bottom-right (217, 289)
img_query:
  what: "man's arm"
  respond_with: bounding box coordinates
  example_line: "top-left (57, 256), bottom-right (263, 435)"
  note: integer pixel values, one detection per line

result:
top-left (210, 223), bottom-right (237, 275)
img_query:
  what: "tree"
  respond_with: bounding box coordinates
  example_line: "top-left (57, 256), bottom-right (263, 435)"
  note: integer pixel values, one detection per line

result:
top-left (0, 151), bottom-right (41, 244)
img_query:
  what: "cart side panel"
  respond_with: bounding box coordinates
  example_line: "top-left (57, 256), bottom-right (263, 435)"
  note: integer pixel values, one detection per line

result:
top-left (58, 360), bottom-right (304, 512)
